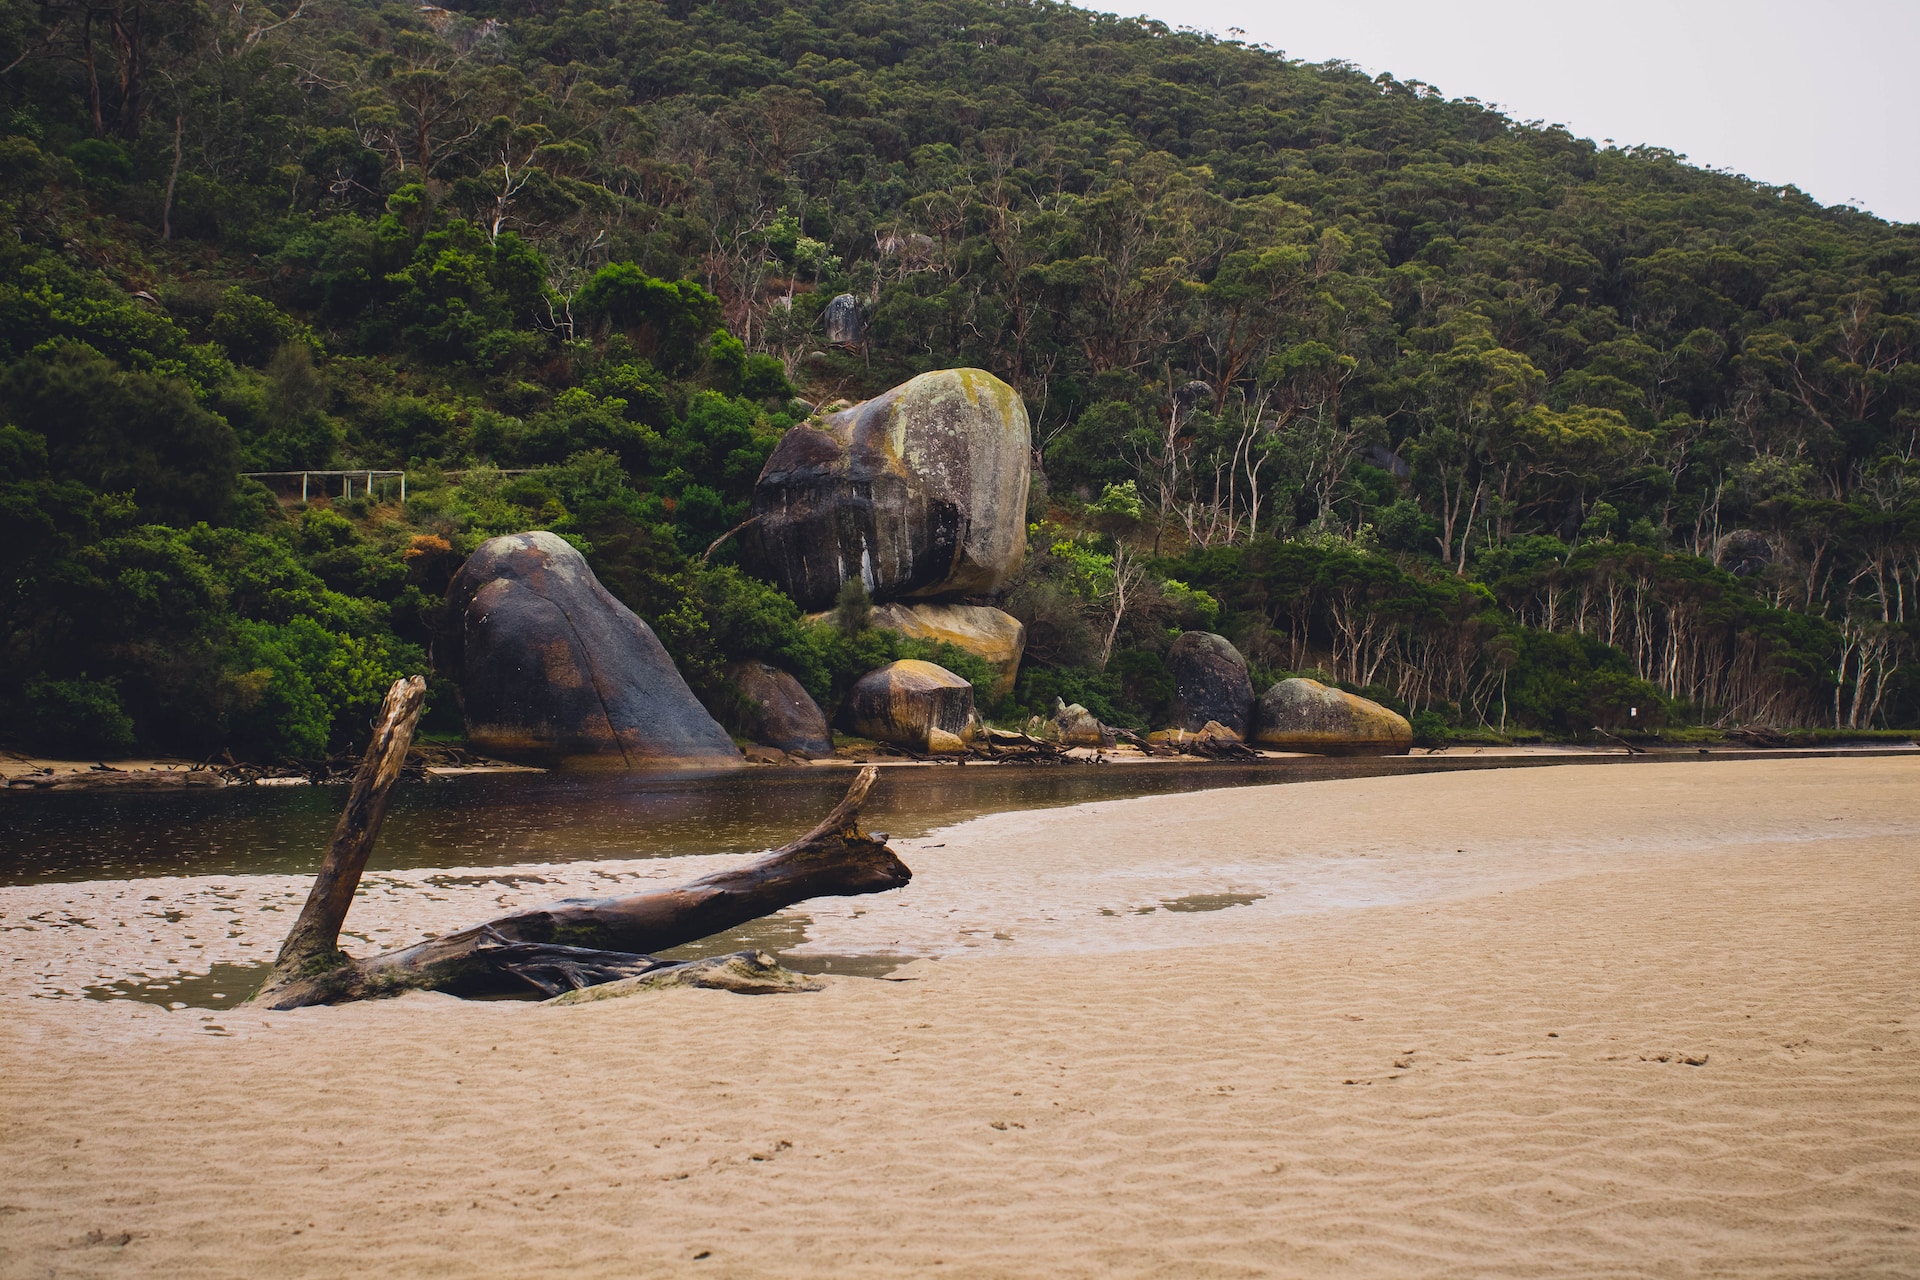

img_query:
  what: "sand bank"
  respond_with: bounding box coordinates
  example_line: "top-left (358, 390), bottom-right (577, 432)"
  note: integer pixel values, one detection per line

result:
top-left (2, 757), bottom-right (1917, 1277)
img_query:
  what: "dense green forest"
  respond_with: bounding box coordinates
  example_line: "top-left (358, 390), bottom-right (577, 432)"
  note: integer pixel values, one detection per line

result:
top-left (1, 0), bottom-right (1915, 758)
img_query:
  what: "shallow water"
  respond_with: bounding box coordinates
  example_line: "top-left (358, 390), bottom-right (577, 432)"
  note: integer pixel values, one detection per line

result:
top-left (15, 750), bottom-right (1912, 1011)
top-left (0, 750), bottom-right (1898, 887)
top-left (1, 754), bottom-right (1608, 887)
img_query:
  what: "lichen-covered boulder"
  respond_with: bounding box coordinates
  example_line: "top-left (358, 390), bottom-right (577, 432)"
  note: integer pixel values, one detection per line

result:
top-left (742, 369), bottom-right (1030, 611)
top-left (842, 659), bottom-right (976, 753)
top-left (729, 660), bottom-right (832, 757)
top-left (1252, 678), bottom-right (1412, 755)
top-left (868, 602), bottom-right (1026, 702)
top-left (1166, 632), bottom-right (1254, 737)
top-left (445, 532), bottom-right (741, 768)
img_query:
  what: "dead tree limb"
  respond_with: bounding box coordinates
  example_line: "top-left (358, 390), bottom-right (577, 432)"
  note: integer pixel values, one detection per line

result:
top-left (269, 675), bottom-right (426, 979)
top-left (1591, 726), bottom-right (1646, 755)
top-left (700, 513), bottom-right (758, 565)
top-left (252, 740), bottom-right (910, 1008)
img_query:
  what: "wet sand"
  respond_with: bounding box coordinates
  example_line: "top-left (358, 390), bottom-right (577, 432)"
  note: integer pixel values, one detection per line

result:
top-left (2, 757), bottom-right (1917, 1277)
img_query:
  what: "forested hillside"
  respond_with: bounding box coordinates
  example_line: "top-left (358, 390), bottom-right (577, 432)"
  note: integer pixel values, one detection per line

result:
top-left (2, 0), bottom-right (1916, 758)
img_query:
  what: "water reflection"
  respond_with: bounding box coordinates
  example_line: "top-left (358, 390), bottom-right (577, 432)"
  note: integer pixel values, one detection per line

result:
top-left (4, 754), bottom-right (1656, 887)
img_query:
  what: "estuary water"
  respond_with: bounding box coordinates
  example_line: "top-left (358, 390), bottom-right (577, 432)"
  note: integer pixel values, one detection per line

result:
top-left (5, 749), bottom-right (1913, 1007)
top-left (4, 748), bottom-right (1891, 887)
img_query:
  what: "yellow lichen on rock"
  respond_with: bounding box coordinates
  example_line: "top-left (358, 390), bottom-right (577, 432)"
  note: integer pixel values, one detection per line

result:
top-left (1251, 678), bottom-right (1412, 755)
top-left (867, 602), bottom-right (1026, 701)
top-left (843, 659), bottom-right (977, 752)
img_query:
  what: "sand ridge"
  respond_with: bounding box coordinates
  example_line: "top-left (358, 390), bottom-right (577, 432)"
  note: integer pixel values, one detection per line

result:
top-left (1, 757), bottom-right (1917, 1277)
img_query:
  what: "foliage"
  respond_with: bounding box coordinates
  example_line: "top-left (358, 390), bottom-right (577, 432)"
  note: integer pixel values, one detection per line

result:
top-left (20, 674), bottom-right (136, 756)
top-left (0, 0), bottom-right (1914, 755)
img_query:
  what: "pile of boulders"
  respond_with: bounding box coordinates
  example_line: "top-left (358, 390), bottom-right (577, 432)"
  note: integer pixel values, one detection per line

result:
top-left (1150, 629), bottom-right (1413, 756)
top-left (437, 369), bottom-right (1412, 766)
top-left (441, 369), bottom-right (1032, 765)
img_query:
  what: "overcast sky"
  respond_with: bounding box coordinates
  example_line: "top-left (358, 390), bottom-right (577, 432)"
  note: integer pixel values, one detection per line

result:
top-left (1105, 0), bottom-right (1919, 225)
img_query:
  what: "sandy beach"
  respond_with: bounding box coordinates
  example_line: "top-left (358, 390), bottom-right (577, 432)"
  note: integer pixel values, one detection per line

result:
top-left (3, 756), bottom-right (1917, 1277)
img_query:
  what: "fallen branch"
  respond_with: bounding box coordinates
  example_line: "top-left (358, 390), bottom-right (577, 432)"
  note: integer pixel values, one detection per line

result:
top-left (1590, 726), bottom-right (1646, 755)
top-left (252, 682), bottom-right (909, 1008)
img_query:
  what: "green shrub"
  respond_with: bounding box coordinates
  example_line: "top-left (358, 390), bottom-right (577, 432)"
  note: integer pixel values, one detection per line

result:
top-left (63, 139), bottom-right (132, 187)
top-left (1410, 710), bottom-right (1451, 748)
top-left (20, 675), bottom-right (136, 756)
top-left (209, 289), bottom-right (299, 366)
top-left (1012, 665), bottom-right (1135, 728)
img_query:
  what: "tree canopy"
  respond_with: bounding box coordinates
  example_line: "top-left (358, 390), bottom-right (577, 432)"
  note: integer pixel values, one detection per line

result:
top-left (0, 0), bottom-right (1913, 755)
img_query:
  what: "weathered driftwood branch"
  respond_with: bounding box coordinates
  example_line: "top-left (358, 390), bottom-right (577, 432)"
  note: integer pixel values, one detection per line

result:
top-left (251, 702), bottom-right (911, 1009)
top-left (269, 675), bottom-right (427, 979)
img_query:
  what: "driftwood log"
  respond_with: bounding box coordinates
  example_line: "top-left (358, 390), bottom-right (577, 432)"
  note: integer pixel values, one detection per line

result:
top-left (251, 677), bottom-right (912, 1010)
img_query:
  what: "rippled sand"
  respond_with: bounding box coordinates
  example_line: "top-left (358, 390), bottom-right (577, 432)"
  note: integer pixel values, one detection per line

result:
top-left (3, 758), bottom-right (1917, 1277)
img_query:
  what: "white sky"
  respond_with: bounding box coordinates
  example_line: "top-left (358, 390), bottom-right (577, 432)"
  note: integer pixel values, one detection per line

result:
top-left (1104, 0), bottom-right (1920, 225)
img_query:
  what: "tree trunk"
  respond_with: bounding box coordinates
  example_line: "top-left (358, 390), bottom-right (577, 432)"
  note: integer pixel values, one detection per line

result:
top-left (161, 110), bottom-right (182, 241)
top-left (252, 687), bottom-right (910, 1009)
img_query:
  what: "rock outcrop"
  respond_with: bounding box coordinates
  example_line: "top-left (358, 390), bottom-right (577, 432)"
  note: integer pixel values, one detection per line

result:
top-left (445, 532), bottom-right (741, 768)
top-left (1165, 632), bottom-right (1254, 738)
top-left (1049, 699), bottom-right (1113, 748)
top-left (822, 293), bottom-right (865, 346)
top-left (1714, 528), bottom-right (1774, 578)
top-left (868, 602), bottom-right (1026, 702)
top-left (1147, 721), bottom-right (1243, 750)
top-left (1251, 678), bottom-right (1412, 755)
top-left (728, 660), bottom-right (832, 757)
top-left (742, 368), bottom-right (1030, 611)
top-left (842, 659), bottom-right (976, 753)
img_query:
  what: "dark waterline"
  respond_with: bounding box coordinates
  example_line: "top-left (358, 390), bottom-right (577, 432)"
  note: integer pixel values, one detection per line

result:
top-left (3, 750), bottom-right (1908, 887)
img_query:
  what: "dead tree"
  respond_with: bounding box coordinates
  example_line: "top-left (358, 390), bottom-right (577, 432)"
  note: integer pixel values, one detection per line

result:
top-left (252, 677), bottom-right (912, 1009)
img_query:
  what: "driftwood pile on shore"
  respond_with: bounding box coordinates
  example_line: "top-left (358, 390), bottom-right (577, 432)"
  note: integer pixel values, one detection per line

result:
top-left (1, 743), bottom-right (523, 792)
top-left (846, 725), bottom-right (1262, 765)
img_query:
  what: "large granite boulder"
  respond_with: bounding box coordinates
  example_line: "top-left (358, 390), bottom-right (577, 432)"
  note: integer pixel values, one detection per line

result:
top-left (868, 602), bottom-right (1025, 702)
top-left (728, 660), bottom-right (832, 757)
top-left (445, 532), bottom-right (740, 768)
top-left (742, 369), bottom-right (1030, 611)
top-left (1166, 632), bottom-right (1254, 737)
top-left (1252, 678), bottom-right (1412, 755)
top-left (842, 659), bottom-right (976, 753)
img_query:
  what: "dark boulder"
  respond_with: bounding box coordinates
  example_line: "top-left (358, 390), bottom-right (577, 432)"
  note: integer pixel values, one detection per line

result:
top-left (822, 293), bottom-right (865, 345)
top-left (729, 660), bottom-right (832, 757)
top-left (1715, 529), bottom-right (1774, 578)
top-left (740, 369), bottom-right (1030, 611)
top-left (444, 532), bottom-right (740, 768)
top-left (1165, 632), bottom-right (1254, 737)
